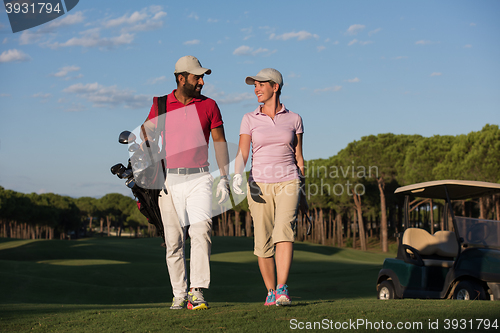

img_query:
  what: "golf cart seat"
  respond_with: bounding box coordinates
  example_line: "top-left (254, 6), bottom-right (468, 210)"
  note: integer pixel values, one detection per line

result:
top-left (402, 228), bottom-right (458, 268)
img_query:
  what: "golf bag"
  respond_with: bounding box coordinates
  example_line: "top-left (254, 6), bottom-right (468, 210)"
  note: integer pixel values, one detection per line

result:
top-left (110, 95), bottom-right (168, 245)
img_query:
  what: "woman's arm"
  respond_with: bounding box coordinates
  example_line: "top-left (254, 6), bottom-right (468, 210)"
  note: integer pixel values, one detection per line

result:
top-left (295, 133), bottom-right (304, 176)
top-left (235, 134), bottom-right (251, 175)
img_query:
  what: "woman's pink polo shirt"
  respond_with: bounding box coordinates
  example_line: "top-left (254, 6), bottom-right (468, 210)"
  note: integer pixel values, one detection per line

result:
top-left (240, 104), bottom-right (303, 183)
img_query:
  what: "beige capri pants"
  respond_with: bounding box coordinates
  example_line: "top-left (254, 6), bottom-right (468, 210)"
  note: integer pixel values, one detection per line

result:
top-left (247, 178), bottom-right (301, 258)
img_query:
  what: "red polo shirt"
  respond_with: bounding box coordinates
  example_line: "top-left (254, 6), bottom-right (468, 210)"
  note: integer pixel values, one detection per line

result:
top-left (147, 90), bottom-right (223, 168)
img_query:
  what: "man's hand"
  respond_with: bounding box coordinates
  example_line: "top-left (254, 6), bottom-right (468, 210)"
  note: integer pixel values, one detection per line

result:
top-left (232, 174), bottom-right (244, 195)
top-left (216, 176), bottom-right (230, 204)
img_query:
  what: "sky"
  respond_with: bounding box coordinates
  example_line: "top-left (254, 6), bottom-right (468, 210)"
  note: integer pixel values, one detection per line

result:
top-left (0, 0), bottom-right (499, 198)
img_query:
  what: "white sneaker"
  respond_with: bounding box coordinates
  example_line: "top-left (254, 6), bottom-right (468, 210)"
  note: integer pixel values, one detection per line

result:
top-left (170, 296), bottom-right (187, 310)
top-left (187, 288), bottom-right (209, 310)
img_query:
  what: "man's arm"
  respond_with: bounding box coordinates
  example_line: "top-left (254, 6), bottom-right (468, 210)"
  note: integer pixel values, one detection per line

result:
top-left (140, 117), bottom-right (156, 144)
top-left (211, 125), bottom-right (229, 177)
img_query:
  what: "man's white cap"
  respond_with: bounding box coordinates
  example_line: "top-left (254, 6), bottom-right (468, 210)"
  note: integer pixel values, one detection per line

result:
top-left (174, 55), bottom-right (211, 75)
top-left (245, 68), bottom-right (283, 89)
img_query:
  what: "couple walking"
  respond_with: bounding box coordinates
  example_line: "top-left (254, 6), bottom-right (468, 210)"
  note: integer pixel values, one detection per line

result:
top-left (140, 55), bottom-right (304, 310)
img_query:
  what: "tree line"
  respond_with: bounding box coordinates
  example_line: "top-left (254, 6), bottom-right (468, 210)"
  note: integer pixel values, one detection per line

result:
top-left (0, 190), bottom-right (151, 240)
top-left (299, 123), bottom-right (500, 251)
top-left (1, 124), bottom-right (499, 252)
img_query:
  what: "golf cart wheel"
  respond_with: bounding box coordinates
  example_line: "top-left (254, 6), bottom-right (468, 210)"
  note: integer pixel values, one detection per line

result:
top-left (378, 280), bottom-right (396, 300)
top-left (453, 281), bottom-right (487, 300)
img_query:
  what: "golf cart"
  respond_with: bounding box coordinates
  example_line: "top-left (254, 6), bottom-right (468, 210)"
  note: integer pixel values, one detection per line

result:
top-left (377, 180), bottom-right (500, 301)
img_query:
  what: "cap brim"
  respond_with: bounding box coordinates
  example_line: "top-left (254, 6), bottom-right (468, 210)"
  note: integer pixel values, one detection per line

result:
top-left (191, 68), bottom-right (211, 75)
top-left (245, 75), bottom-right (271, 85)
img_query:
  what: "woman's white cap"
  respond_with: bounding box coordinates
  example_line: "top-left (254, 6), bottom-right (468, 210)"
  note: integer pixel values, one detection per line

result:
top-left (174, 55), bottom-right (211, 75)
top-left (245, 68), bottom-right (283, 89)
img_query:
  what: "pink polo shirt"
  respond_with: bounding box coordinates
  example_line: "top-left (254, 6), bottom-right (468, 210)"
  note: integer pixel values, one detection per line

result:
top-left (148, 90), bottom-right (223, 168)
top-left (240, 105), bottom-right (303, 183)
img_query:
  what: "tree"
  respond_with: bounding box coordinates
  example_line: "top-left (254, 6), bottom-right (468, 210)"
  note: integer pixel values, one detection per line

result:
top-left (99, 193), bottom-right (125, 236)
top-left (340, 133), bottom-right (422, 251)
top-left (434, 124), bottom-right (500, 218)
top-left (403, 135), bottom-right (456, 184)
top-left (76, 197), bottom-right (99, 235)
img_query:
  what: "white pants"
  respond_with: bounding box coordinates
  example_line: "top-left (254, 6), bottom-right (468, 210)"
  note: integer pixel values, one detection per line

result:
top-left (158, 172), bottom-right (213, 298)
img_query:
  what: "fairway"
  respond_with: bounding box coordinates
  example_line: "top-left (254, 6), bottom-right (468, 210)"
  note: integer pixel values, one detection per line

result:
top-left (1, 237), bottom-right (498, 332)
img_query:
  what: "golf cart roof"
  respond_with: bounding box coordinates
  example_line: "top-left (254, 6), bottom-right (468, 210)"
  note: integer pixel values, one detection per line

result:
top-left (395, 180), bottom-right (500, 200)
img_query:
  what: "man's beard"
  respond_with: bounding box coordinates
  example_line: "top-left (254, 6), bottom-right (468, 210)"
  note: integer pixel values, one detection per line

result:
top-left (184, 82), bottom-right (202, 98)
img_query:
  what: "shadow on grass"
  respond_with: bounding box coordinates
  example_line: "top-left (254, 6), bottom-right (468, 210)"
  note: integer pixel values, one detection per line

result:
top-left (0, 236), bottom-right (384, 307)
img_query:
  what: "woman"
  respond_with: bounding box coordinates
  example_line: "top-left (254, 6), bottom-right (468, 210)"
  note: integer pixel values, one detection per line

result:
top-left (233, 68), bottom-right (304, 306)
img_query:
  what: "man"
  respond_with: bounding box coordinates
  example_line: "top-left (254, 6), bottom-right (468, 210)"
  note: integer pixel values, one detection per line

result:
top-left (141, 55), bottom-right (230, 310)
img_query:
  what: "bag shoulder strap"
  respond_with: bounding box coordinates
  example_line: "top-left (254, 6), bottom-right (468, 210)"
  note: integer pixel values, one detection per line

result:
top-left (155, 95), bottom-right (168, 180)
top-left (153, 95), bottom-right (168, 143)
top-left (157, 94), bottom-right (168, 117)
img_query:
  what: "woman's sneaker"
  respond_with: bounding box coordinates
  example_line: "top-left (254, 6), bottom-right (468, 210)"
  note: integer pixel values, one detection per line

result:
top-left (170, 296), bottom-right (187, 310)
top-left (275, 284), bottom-right (291, 306)
top-left (187, 288), bottom-right (209, 310)
top-left (264, 289), bottom-right (276, 306)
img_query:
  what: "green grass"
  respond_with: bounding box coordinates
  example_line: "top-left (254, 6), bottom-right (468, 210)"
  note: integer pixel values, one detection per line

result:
top-left (0, 236), bottom-right (499, 332)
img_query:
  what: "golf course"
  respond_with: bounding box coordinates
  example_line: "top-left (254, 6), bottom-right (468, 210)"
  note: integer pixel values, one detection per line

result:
top-left (0, 236), bottom-right (498, 332)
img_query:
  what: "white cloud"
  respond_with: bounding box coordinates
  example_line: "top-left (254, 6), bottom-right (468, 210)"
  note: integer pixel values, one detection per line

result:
top-left (19, 30), bottom-right (43, 45)
top-left (3, 38), bottom-right (7, 44)
top-left (470, 23), bottom-right (476, 26)
top-left (51, 65), bottom-right (80, 78)
top-left (314, 86), bottom-right (342, 93)
top-left (252, 47), bottom-right (271, 55)
top-left (0, 49), bottom-right (31, 63)
top-left (152, 11), bottom-right (167, 21)
top-left (146, 76), bottom-right (166, 85)
top-left (149, 5), bottom-right (163, 13)
top-left (347, 78), bottom-right (360, 83)
top-left (202, 84), bottom-right (254, 104)
top-left (430, 72), bottom-right (442, 76)
top-left (188, 12), bottom-right (199, 20)
top-left (103, 7), bottom-right (166, 32)
top-left (464, 44), bottom-right (472, 48)
top-left (207, 18), bottom-right (218, 23)
top-left (63, 82), bottom-right (150, 109)
top-left (0, 93), bottom-right (12, 97)
top-left (233, 45), bottom-right (274, 56)
top-left (218, 92), bottom-right (254, 104)
top-left (33, 93), bottom-right (51, 99)
top-left (393, 56), bottom-right (408, 60)
top-left (50, 29), bottom-right (134, 49)
top-left (317, 45), bottom-right (326, 52)
top-left (346, 24), bottom-right (365, 35)
top-left (105, 11), bottom-right (149, 28)
top-left (348, 39), bottom-right (372, 46)
top-left (122, 21), bottom-right (163, 33)
top-left (65, 103), bottom-right (86, 112)
top-left (415, 40), bottom-right (432, 45)
top-left (17, 11), bottom-right (85, 45)
top-left (270, 30), bottom-right (319, 41)
top-left (233, 45), bottom-right (252, 55)
top-left (45, 11), bottom-right (84, 29)
top-left (368, 28), bottom-right (382, 36)
top-left (184, 39), bottom-right (200, 45)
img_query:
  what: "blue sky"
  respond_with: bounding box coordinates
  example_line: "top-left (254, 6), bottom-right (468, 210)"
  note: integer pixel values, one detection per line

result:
top-left (0, 0), bottom-right (499, 198)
